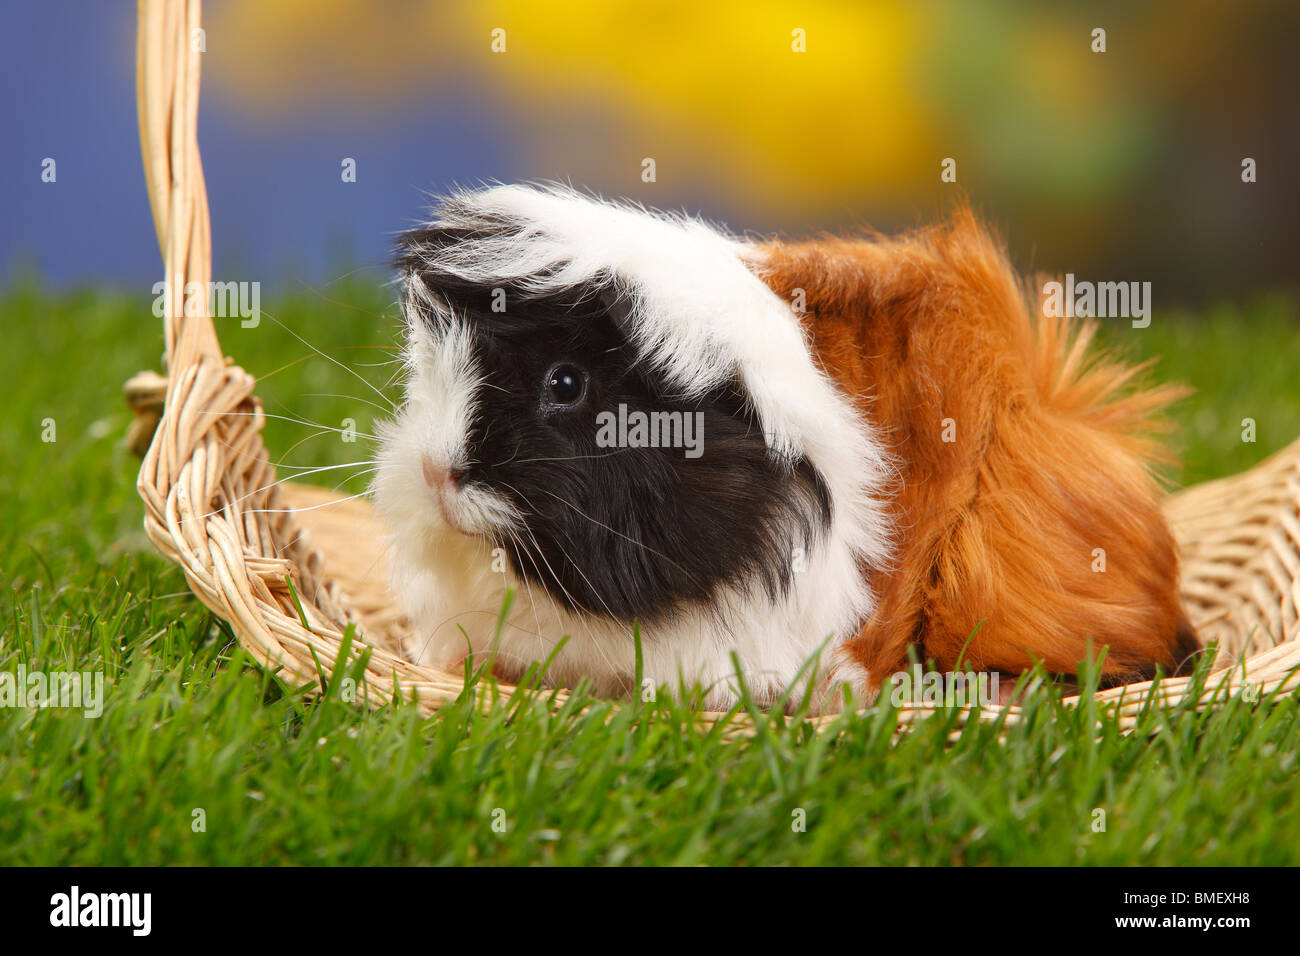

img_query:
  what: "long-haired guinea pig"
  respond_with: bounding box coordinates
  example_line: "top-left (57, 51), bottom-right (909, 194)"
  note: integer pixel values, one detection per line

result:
top-left (373, 183), bottom-right (1199, 712)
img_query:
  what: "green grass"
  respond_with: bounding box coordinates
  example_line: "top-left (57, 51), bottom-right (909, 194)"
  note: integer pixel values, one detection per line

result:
top-left (3, 279), bottom-right (1300, 865)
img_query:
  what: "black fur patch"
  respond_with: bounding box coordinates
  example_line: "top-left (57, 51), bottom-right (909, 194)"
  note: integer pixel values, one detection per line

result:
top-left (397, 225), bottom-right (832, 626)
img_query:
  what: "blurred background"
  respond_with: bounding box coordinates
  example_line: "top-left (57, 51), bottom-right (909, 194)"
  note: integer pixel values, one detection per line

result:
top-left (4, 1), bottom-right (1300, 872)
top-left (2, 0), bottom-right (1296, 302)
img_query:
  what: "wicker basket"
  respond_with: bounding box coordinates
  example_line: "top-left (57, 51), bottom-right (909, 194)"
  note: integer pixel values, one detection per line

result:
top-left (129, 0), bottom-right (1300, 732)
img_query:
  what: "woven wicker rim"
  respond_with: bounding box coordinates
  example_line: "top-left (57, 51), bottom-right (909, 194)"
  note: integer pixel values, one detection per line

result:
top-left (130, 0), bottom-right (1300, 733)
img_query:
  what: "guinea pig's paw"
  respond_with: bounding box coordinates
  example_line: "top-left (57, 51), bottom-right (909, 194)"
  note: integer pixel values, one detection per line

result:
top-left (816, 646), bottom-right (877, 712)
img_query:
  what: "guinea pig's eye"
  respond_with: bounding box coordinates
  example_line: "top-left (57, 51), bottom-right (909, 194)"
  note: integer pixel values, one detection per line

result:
top-left (543, 362), bottom-right (587, 407)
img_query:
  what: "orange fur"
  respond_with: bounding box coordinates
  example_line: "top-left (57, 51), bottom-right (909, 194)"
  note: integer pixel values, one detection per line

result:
top-left (758, 207), bottom-right (1199, 691)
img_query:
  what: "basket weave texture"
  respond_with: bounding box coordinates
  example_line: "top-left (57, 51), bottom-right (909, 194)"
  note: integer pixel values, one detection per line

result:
top-left (131, 0), bottom-right (1300, 730)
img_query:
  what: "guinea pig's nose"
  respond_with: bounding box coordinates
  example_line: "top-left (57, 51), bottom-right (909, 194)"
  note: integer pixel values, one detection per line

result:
top-left (422, 456), bottom-right (467, 489)
top-left (421, 456), bottom-right (445, 488)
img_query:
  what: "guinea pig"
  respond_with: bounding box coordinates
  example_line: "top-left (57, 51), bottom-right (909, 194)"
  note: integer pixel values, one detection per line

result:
top-left (372, 183), bottom-right (1199, 712)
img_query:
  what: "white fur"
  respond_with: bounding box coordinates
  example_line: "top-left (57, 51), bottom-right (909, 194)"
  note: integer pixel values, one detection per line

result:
top-left (372, 184), bottom-right (896, 711)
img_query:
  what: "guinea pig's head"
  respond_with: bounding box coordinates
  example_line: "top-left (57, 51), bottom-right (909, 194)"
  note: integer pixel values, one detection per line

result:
top-left (374, 184), bottom-right (893, 635)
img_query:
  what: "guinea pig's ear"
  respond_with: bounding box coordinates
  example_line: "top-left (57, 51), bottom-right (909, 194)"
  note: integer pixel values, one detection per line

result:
top-left (593, 280), bottom-right (640, 338)
top-left (394, 224), bottom-right (498, 315)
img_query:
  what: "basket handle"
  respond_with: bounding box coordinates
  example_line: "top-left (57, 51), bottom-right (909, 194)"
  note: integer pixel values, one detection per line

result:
top-left (136, 0), bottom-right (221, 371)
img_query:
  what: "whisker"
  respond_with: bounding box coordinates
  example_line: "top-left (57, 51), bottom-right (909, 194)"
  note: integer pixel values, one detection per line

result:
top-left (512, 522), bottom-right (614, 673)
top-left (267, 459), bottom-right (374, 473)
top-left (299, 392), bottom-right (393, 414)
top-left (352, 358), bottom-right (405, 368)
top-left (491, 527), bottom-right (548, 671)
top-left (204, 410), bottom-right (377, 442)
top-left (256, 309), bottom-right (396, 411)
top-left (186, 462), bottom-right (377, 521)
top-left (256, 353), bottom-right (314, 383)
top-left (273, 427), bottom-right (349, 465)
top-left (494, 450), bottom-right (633, 466)
top-left (490, 438), bottom-right (524, 469)
top-left (499, 482), bottom-right (633, 689)
top-left (241, 489), bottom-right (373, 516)
top-left (536, 487), bottom-right (690, 575)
